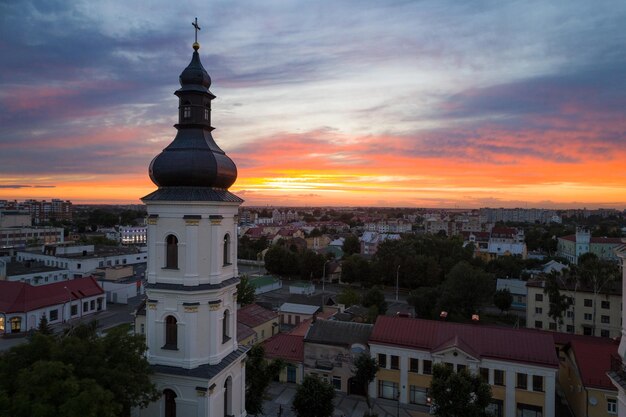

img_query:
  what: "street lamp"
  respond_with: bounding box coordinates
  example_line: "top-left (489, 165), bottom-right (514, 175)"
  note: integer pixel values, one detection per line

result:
top-left (395, 265), bottom-right (401, 301)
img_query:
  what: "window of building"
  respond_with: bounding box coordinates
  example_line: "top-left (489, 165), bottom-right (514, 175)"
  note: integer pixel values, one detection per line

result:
top-left (409, 385), bottom-right (428, 405)
top-left (378, 380), bottom-right (398, 400)
top-left (566, 310), bottom-right (573, 318)
top-left (532, 375), bottom-right (543, 392)
top-left (10, 317), bottom-right (21, 333)
top-left (566, 325), bottom-right (574, 333)
top-left (49, 309), bottom-right (58, 321)
top-left (0, 316), bottom-right (4, 333)
top-left (164, 389), bottom-right (177, 417)
top-left (83, 301), bottom-right (88, 312)
top-left (535, 294), bottom-right (543, 302)
top-left (517, 403), bottom-right (542, 417)
top-left (583, 326), bottom-right (592, 336)
top-left (71, 305), bottom-right (78, 316)
top-left (494, 369), bottom-right (505, 386)
top-left (584, 313), bottom-right (592, 321)
top-left (602, 300), bottom-right (611, 309)
top-left (164, 316), bottom-right (177, 349)
top-left (487, 399), bottom-right (504, 417)
top-left (516, 373), bottom-right (528, 389)
top-left (601, 329), bottom-right (610, 338)
top-left (409, 358), bottom-right (419, 373)
top-left (223, 234), bottom-right (231, 265)
top-left (165, 235), bottom-right (178, 269)
top-left (90, 300), bottom-right (95, 310)
top-left (332, 376), bottom-right (341, 390)
top-left (608, 398), bottom-right (617, 414)
top-left (584, 299), bottom-right (592, 307)
top-left (204, 107), bottom-right (209, 121)
top-left (182, 105), bottom-right (191, 119)
top-left (423, 360), bottom-right (432, 375)
top-left (457, 364), bottom-right (466, 373)
top-left (223, 310), bottom-right (231, 343)
top-left (535, 307), bottom-right (542, 314)
top-left (534, 321), bottom-right (542, 329)
top-left (601, 315), bottom-right (610, 324)
top-left (140, 323), bottom-right (145, 334)
top-left (390, 355), bottom-right (399, 370)
top-left (548, 322), bottom-right (556, 330)
top-left (480, 367), bottom-right (489, 382)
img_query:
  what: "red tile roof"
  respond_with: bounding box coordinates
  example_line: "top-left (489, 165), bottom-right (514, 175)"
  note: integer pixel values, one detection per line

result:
top-left (0, 277), bottom-right (104, 313)
top-left (264, 333), bottom-right (304, 362)
top-left (559, 235), bottom-right (624, 244)
top-left (237, 303), bottom-right (278, 328)
top-left (568, 338), bottom-right (617, 391)
top-left (370, 316), bottom-right (558, 368)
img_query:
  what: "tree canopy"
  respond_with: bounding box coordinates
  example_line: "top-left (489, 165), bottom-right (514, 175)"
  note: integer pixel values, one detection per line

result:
top-left (352, 354), bottom-right (379, 411)
top-left (429, 363), bottom-right (492, 417)
top-left (245, 344), bottom-right (284, 416)
top-left (236, 274), bottom-right (256, 306)
top-left (493, 288), bottom-right (513, 314)
top-left (439, 261), bottom-right (495, 318)
top-left (0, 323), bottom-right (159, 417)
top-left (291, 375), bottom-right (335, 417)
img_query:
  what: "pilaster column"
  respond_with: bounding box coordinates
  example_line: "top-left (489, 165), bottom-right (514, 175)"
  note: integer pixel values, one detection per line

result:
top-left (184, 215), bottom-right (200, 285)
top-left (400, 355), bottom-right (408, 403)
top-left (505, 370), bottom-right (516, 417)
top-left (146, 215), bottom-right (158, 284)
top-left (209, 216), bottom-right (222, 284)
top-left (545, 373), bottom-right (555, 417)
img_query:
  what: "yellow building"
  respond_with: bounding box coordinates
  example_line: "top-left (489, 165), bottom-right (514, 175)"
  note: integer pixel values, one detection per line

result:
top-left (526, 280), bottom-right (622, 338)
top-left (559, 337), bottom-right (618, 417)
top-left (369, 316), bottom-right (558, 417)
top-left (237, 303), bottom-right (279, 345)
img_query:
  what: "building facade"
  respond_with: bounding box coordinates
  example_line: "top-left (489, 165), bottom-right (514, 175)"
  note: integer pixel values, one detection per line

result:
top-left (136, 33), bottom-right (246, 417)
top-left (369, 316), bottom-right (558, 417)
top-left (526, 280), bottom-right (622, 338)
top-left (557, 229), bottom-right (624, 264)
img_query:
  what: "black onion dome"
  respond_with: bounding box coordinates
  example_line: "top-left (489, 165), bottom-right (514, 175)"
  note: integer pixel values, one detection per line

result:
top-left (147, 45), bottom-right (238, 192)
top-left (179, 49), bottom-right (212, 92)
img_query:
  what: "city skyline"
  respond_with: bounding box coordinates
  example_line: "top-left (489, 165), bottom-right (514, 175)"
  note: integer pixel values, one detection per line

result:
top-left (1, 1), bottom-right (625, 209)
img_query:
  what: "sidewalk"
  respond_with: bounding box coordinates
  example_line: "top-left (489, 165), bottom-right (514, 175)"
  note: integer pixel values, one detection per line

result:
top-left (261, 382), bottom-right (431, 417)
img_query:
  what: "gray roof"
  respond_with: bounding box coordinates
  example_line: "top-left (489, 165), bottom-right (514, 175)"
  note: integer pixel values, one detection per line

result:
top-left (279, 302), bottom-right (320, 315)
top-left (146, 276), bottom-right (239, 292)
top-left (142, 187), bottom-right (243, 203)
top-left (305, 320), bottom-right (373, 347)
top-left (152, 346), bottom-right (247, 379)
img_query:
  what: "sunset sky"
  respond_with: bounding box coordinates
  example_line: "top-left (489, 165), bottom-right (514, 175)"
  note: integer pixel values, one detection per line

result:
top-left (1, 1), bottom-right (625, 208)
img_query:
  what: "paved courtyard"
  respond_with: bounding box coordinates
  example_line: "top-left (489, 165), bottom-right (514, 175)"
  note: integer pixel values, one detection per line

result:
top-left (261, 382), bottom-right (431, 417)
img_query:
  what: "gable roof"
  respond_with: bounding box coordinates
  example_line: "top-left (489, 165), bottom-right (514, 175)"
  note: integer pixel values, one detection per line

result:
top-left (237, 321), bottom-right (256, 343)
top-left (279, 302), bottom-right (320, 315)
top-left (567, 338), bottom-right (617, 391)
top-left (370, 316), bottom-right (558, 368)
top-left (304, 320), bottom-right (372, 347)
top-left (0, 277), bottom-right (104, 313)
top-left (237, 303), bottom-right (278, 328)
top-left (264, 333), bottom-right (304, 362)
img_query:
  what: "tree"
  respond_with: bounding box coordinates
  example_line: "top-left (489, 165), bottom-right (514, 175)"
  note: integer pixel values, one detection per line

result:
top-left (341, 254), bottom-right (372, 285)
top-left (352, 354), bottom-right (379, 414)
top-left (343, 234), bottom-right (361, 257)
top-left (543, 272), bottom-right (572, 331)
top-left (292, 375), bottom-right (335, 417)
top-left (362, 287), bottom-right (387, 316)
top-left (245, 344), bottom-right (284, 416)
top-left (439, 261), bottom-right (494, 318)
top-left (299, 250), bottom-right (325, 280)
top-left (407, 287), bottom-right (440, 319)
top-left (337, 287), bottom-right (361, 307)
top-left (429, 363), bottom-right (492, 417)
top-left (236, 274), bottom-right (256, 306)
top-left (37, 316), bottom-right (53, 335)
top-left (493, 289), bottom-right (513, 314)
top-left (0, 324), bottom-right (159, 417)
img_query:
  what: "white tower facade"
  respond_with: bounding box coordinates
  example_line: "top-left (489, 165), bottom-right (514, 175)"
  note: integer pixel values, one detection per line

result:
top-left (137, 30), bottom-right (246, 417)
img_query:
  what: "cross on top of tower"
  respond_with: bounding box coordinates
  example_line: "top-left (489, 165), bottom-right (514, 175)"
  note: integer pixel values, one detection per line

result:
top-left (192, 17), bottom-right (201, 50)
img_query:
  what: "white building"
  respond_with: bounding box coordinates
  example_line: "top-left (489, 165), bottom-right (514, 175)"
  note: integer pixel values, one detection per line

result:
top-left (0, 260), bottom-right (70, 286)
top-left (608, 246), bottom-right (626, 415)
top-left (17, 243), bottom-right (147, 278)
top-left (0, 276), bottom-right (106, 334)
top-left (120, 225), bottom-right (147, 245)
top-left (136, 35), bottom-right (246, 417)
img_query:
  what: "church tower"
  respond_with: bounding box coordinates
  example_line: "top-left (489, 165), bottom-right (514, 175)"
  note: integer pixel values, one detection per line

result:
top-left (138, 21), bottom-right (246, 417)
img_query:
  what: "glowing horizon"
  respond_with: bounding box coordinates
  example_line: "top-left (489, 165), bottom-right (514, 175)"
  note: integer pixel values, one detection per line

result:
top-left (1, 1), bottom-right (625, 210)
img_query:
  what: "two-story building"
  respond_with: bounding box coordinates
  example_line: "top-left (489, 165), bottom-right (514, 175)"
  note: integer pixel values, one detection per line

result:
top-left (369, 316), bottom-right (558, 417)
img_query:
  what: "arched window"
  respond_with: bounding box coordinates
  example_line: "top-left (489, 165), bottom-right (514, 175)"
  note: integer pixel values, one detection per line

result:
top-left (164, 315), bottom-right (177, 349)
top-left (223, 234), bottom-right (231, 266)
top-left (10, 317), bottom-right (21, 333)
top-left (222, 310), bottom-right (231, 343)
top-left (224, 377), bottom-right (232, 417)
top-left (165, 235), bottom-right (178, 269)
top-left (164, 389), bottom-right (177, 417)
